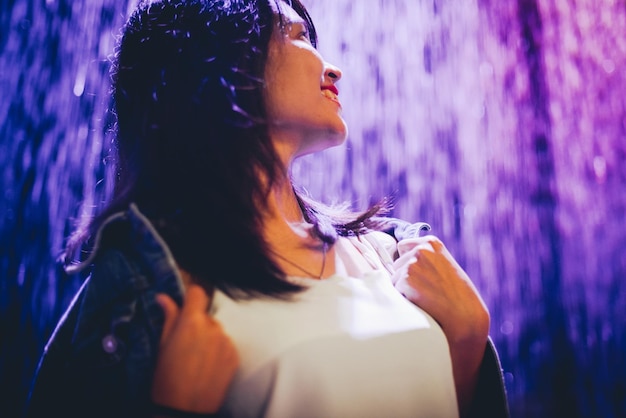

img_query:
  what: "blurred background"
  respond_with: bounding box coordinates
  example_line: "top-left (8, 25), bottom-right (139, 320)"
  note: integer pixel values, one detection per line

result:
top-left (1, 0), bottom-right (624, 416)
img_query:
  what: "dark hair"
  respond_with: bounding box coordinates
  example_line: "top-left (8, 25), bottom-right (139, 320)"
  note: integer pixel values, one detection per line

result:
top-left (66, 0), bottom-right (387, 298)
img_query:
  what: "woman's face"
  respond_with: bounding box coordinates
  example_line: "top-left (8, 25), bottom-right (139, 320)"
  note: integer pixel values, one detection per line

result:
top-left (264, 1), bottom-right (347, 160)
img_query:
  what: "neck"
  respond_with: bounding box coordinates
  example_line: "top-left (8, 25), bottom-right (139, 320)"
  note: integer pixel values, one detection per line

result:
top-left (268, 177), bottom-right (305, 224)
top-left (262, 175), bottom-right (320, 251)
top-left (261, 166), bottom-right (333, 280)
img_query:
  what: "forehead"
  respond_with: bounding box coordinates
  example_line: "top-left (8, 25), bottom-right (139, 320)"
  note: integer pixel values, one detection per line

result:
top-left (269, 1), bottom-right (305, 24)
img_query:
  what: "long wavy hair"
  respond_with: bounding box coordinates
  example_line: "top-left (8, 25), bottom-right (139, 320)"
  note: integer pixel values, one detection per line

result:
top-left (66, 0), bottom-right (387, 298)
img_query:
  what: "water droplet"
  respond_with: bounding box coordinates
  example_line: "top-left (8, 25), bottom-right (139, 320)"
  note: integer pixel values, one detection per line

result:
top-left (500, 320), bottom-right (514, 335)
top-left (593, 156), bottom-right (607, 182)
top-left (102, 335), bottom-right (118, 353)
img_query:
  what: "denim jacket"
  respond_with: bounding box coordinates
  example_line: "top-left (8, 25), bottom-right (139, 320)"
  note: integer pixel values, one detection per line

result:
top-left (25, 205), bottom-right (185, 418)
top-left (25, 204), bottom-right (509, 418)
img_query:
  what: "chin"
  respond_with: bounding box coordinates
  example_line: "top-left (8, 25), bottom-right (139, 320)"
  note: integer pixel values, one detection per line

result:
top-left (332, 119), bottom-right (349, 143)
top-left (325, 123), bottom-right (348, 148)
top-left (298, 131), bottom-right (348, 157)
top-left (333, 131), bottom-right (349, 147)
top-left (297, 120), bottom-right (349, 155)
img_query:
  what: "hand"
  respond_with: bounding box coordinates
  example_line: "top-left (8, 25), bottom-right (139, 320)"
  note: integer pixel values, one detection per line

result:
top-left (151, 284), bottom-right (239, 414)
top-left (391, 235), bottom-right (489, 415)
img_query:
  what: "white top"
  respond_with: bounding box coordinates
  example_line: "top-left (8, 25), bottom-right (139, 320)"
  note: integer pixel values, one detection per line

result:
top-left (212, 233), bottom-right (458, 418)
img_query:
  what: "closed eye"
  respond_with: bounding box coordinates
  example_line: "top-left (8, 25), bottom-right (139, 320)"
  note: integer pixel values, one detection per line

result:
top-left (290, 22), bottom-right (311, 43)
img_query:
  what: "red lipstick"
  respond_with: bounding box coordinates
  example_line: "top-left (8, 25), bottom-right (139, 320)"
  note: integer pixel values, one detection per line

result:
top-left (322, 85), bottom-right (339, 96)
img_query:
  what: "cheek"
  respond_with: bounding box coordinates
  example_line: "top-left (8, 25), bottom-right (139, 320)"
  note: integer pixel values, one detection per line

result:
top-left (263, 46), bottom-right (285, 94)
top-left (263, 67), bottom-right (284, 115)
top-left (284, 48), bottom-right (324, 88)
top-left (265, 70), bottom-right (311, 111)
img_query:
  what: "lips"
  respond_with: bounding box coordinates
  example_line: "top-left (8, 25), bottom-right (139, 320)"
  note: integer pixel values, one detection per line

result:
top-left (321, 85), bottom-right (340, 104)
top-left (322, 85), bottom-right (339, 96)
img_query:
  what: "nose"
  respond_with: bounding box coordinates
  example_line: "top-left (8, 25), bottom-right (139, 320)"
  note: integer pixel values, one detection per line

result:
top-left (324, 63), bottom-right (343, 82)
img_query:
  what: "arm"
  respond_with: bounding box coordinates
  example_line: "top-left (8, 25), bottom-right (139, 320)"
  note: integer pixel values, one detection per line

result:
top-left (391, 235), bottom-right (490, 417)
top-left (151, 284), bottom-right (239, 416)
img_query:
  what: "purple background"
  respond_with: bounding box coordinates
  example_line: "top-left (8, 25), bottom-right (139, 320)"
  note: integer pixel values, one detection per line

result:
top-left (1, 0), bottom-right (625, 416)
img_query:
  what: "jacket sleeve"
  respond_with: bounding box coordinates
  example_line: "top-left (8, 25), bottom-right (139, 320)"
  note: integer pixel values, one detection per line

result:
top-left (467, 337), bottom-right (510, 418)
top-left (24, 278), bottom-right (89, 418)
top-left (24, 249), bottom-right (165, 418)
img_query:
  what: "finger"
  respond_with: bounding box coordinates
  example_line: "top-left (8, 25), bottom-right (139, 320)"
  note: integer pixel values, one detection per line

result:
top-left (182, 284), bottom-right (212, 315)
top-left (397, 235), bottom-right (440, 255)
top-left (394, 276), bottom-right (422, 302)
top-left (391, 246), bottom-right (420, 284)
top-left (426, 236), bottom-right (445, 253)
top-left (155, 293), bottom-right (179, 344)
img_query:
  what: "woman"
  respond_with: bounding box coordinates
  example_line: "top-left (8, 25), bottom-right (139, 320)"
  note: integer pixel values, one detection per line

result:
top-left (25, 0), bottom-right (509, 417)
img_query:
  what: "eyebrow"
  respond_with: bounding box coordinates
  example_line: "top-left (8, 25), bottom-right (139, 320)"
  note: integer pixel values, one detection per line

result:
top-left (283, 15), bottom-right (305, 26)
top-left (288, 20), bottom-right (307, 30)
top-left (273, 3), bottom-right (316, 46)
